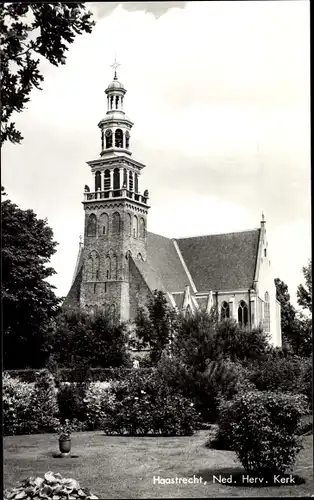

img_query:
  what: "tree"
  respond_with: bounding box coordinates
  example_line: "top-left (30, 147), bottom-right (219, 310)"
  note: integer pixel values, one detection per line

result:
top-left (2, 190), bottom-right (61, 368)
top-left (134, 290), bottom-right (179, 364)
top-left (51, 307), bottom-right (130, 368)
top-left (0, 2), bottom-right (95, 145)
top-left (297, 260), bottom-right (312, 313)
top-left (274, 278), bottom-right (297, 336)
top-left (275, 276), bottom-right (312, 357)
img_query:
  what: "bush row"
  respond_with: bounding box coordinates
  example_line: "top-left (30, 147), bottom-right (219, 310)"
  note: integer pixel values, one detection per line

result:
top-left (3, 369), bottom-right (200, 437)
top-left (4, 367), bottom-right (153, 383)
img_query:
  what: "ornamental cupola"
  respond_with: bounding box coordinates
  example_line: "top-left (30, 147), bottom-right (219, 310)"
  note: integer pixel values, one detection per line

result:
top-left (98, 59), bottom-right (133, 157)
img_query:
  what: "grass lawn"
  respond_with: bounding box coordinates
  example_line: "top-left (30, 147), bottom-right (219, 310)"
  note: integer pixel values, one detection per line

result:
top-left (4, 430), bottom-right (313, 498)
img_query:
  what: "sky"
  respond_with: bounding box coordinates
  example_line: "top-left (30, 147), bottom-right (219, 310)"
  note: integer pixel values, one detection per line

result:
top-left (2, 1), bottom-right (311, 307)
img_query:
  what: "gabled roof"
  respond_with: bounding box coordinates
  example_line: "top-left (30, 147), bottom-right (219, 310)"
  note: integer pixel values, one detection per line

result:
top-left (176, 229), bottom-right (260, 292)
top-left (172, 293), bottom-right (184, 309)
top-left (145, 232), bottom-right (193, 293)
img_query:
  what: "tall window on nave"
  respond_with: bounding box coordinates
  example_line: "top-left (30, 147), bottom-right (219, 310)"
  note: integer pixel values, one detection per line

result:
top-left (221, 301), bottom-right (230, 320)
top-left (264, 292), bottom-right (270, 334)
top-left (238, 300), bottom-right (248, 327)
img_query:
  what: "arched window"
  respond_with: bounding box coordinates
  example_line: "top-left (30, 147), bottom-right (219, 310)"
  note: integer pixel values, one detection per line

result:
top-left (104, 169), bottom-right (110, 192)
top-left (264, 292), bottom-right (270, 334)
top-left (129, 171), bottom-right (133, 191)
top-left (115, 96), bottom-right (119, 109)
top-left (85, 250), bottom-right (99, 281)
top-left (135, 173), bottom-right (138, 193)
top-left (86, 214), bottom-right (97, 237)
top-left (125, 131), bottom-right (130, 149)
top-left (105, 129), bottom-right (112, 148)
top-left (139, 217), bottom-right (145, 239)
top-left (127, 213), bottom-right (132, 236)
top-left (123, 168), bottom-right (127, 188)
top-left (101, 130), bottom-right (104, 151)
top-left (264, 248), bottom-right (267, 257)
top-left (221, 301), bottom-right (230, 320)
top-left (112, 212), bottom-right (121, 234)
top-left (95, 171), bottom-right (101, 191)
top-left (115, 129), bottom-right (123, 148)
top-left (133, 215), bottom-right (138, 238)
top-left (110, 303), bottom-right (116, 322)
top-left (111, 254), bottom-right (117, 280)
top-left (113, 168), bottom-right (120, 191)
top-left (105, 255), bottom-right (111, 280)
top-left (238, 300), bottom-right (249, 327)
top-left (99, 213), bottom-right (109, 236)
top-left (110, 96), bottom-right (114, 110)
top-left (185, 304), bottom-right (192, 318)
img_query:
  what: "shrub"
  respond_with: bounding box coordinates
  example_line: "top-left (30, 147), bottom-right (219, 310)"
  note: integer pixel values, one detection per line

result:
top-left (157, 353), bottom-right (253, 423)
top-left (247, 353), bottom-right (307, 395)
top-left (300, 356), bottom-right (312, 409)
top-left (214, 320), bottom-right (270, 363)
top-left (83, 381), bottom-right (116, 430)
top-left (4, 472), bottom-right (99, 500)
top-left (3, 373), bottom-right (35, 436)
top-left (219, 390), bottom-right (308, 476)
top-left (28, 369), bottom-right (60, 433)
top-left (103, 370), bottom-right (200, 435)
top-left (57, 382), bottom-right (87, 424)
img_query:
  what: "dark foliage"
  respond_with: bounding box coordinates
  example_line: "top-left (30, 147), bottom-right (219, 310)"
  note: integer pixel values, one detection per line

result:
top-left (0, 3), bottom-right (95, 145)
top-left (2, 192), bottom-right (61, 368)
top-left (51, 307), bottom-right (131, 368)
top-left (275, 276), bottom-right (312, 356)
top-left (133, 290), bottom-right (180, 364)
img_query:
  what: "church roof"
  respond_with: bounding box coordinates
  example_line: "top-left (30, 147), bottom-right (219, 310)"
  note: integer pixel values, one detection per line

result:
top-left (176, 229), bottom-right (261, 292)
top-left (144, 232), bottom-right (193, 293)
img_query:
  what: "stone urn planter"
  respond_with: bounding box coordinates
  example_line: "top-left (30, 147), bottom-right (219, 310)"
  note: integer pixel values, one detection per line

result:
top-left (59, 437), bottom-right (71, 454)
top-left (57, 419), bottom-right (73, 455)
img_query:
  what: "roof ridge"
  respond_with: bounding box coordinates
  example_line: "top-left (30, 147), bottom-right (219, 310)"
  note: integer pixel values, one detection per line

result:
top-left (175, 228), bottom-right (259, 240)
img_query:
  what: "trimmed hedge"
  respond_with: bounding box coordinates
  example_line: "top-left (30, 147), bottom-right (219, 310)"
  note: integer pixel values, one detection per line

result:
top-left (5, 367), bottom-right (153, 383)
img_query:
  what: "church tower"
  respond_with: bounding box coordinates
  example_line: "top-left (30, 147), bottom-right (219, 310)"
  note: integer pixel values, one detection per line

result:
top-left (80, 60), bottom-right (150, 321)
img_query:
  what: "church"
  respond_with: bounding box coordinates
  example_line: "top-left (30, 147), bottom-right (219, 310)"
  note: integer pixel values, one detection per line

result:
top-left (65, 65), bottom-right (282, 347)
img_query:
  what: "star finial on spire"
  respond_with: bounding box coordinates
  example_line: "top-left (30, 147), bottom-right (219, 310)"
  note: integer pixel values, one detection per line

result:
top-left (110, 54), bottom-right (121, 80)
